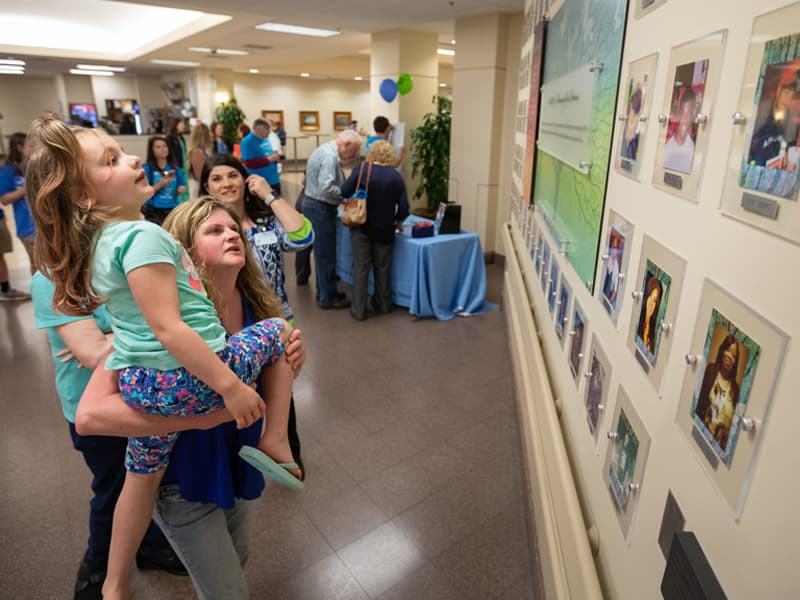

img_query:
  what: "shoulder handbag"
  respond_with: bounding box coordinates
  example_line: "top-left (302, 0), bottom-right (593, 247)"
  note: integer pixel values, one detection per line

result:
top-left (341, 162), bottom-right (372, 227)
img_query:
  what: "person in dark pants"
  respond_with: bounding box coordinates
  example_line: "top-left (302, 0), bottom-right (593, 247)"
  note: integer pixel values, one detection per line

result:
top-left (340, 141), bottom-right (409, 321)
top-left (294, 175), bottom-right (312, 285)
top-left (30, 272), bottom-right (186, 600)
top-left (301, 130), bottom-right (361, 308)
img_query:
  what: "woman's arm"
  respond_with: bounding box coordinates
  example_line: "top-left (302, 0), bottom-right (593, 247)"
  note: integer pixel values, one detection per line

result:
top-left (0, 187), bottom-right (25, 205)
top-left (190, 147), bottom-right (207, 181)
top-left (56, 319), bottom-right (113, 369)
top-left (128, 262), bottom-right (265, 428)
top-left (75, 363), bottom-right (231, 437)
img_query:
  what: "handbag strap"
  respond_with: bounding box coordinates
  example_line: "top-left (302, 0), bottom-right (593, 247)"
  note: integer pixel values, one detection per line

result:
top-left (354, 162), bottom-right (366, 191)
top-left (364, 161), bottom-right (373, 192)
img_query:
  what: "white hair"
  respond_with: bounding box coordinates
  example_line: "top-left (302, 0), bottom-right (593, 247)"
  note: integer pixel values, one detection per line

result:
top-left (336, 129), bottom-right (362, 146)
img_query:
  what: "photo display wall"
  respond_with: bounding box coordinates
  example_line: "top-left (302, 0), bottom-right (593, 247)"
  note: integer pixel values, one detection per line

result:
top-left (531, 0), bottom-right (628, 288)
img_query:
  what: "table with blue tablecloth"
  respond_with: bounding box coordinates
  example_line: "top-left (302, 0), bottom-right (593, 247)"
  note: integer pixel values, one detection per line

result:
top-left (336, 222), bottom-right (495, 320)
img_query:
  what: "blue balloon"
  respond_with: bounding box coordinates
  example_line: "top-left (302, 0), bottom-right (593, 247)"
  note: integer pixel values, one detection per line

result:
top-left (379, 78), bottom-right (398, 103)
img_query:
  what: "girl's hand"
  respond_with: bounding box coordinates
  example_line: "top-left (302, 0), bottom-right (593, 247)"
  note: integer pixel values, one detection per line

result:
top-left (246, 175), bottom-right (273, 201)
top-left (177, 185), bottom-right (186, 194)
top-left (223, 382), bottom-right (266, 429)
top-left (285, 328), bottom-right (305, 378)
top-left (55, 347), bottom-right (81, 367)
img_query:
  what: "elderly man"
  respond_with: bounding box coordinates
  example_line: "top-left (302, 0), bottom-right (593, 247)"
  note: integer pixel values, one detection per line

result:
top-left (301, 130), bottom-right (361, 309)
top-left (240, 118), bottom-right (282, 195)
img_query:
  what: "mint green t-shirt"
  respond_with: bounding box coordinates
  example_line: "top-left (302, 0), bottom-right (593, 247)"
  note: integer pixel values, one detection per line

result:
top-left (92, 220), bottom-right (226, 371)
top-left (31, 271), bottom-right (112, 423)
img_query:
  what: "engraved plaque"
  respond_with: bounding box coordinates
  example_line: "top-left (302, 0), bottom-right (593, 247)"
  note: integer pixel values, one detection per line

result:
top-left (741, 193), bottom-right (779, 220)
top-left (664, 172), bottom-right (683, 189)
top-left (620, 159), bottom-right (633, 172)
top-left (691, 426), bottom-right (719, 471)
top-left (634, 349), bottom-right (651, 374)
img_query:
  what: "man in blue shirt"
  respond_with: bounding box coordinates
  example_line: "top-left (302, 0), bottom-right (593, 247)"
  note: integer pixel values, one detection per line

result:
top-left (301, 130), bottom-right (361, 309)
top-left (240, 118), bottom-right (281, 195)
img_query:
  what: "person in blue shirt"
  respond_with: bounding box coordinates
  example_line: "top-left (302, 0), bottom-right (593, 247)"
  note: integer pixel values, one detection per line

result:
top-left (365, 116), bottom-right (405, 167)
top-left (240, 119), bottom-right (281, 196)
top-left (141, 136), bottom-right (187, 225)
top-left (0, 132), bottom-right (37, 289)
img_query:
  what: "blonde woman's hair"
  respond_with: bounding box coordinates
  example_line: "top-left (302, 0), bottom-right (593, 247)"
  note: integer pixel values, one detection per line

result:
top-left (189, 123), bottom-right (211, 151)
top-left (163, 197), bottom-right (282, 321)
top-left (25, 117), bottom-right (117, 315)
top-left (367, 140), bottom-right (395, 165)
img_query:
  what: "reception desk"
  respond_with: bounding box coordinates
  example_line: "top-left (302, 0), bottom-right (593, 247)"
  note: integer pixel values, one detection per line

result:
top-left (336, 223), bottom-right (495, 320)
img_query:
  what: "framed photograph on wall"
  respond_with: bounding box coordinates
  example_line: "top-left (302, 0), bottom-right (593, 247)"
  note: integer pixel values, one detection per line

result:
top-left (584, 333), bottom-right (612, 448)
top-left (676, 279), bottom-right (788, 518)
top-left (299, 110), bottom-right (320, 132)
top-left (627, 235), bottom-right (687, 393)
top-left (614, 53), bottom-right (658, 180)
top-left (721, 4), bottom-right (800, 246)
top-left (597, 210), bottom-right (634, 326)
top-left (568, 302), bottom-right (587, 383)
top-left (547, 259), bottom-right (560, 316)
top-left (554, 278), bottom-right (572, 346)
top-left (540, 241), bottom-right (551, 293)
top-left (603, 386), bottom-right (652, 541)
top-left (652, 31), bottom-right (727, 203)
top-left (261, 110), bottom-right (284, 126)
top-left (634, 0), bottom-right (667, 20)
top-left (333, 111), bottom-right (351, 131)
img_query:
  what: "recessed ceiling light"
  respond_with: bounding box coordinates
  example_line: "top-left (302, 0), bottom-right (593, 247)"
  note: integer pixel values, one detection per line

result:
top-left (188, 47), bottom-right (249, 56)
top-left (300, 72), bottom-right (310, 77)
top-left (249, 69), bottom-right (259, 74)
top-left (151, 59), bottom-right (202, 67)
top-left (255, 22), bottom-right (339, 37)
top-left (439, 83), bottom-right (447, 87)
top-left (0, 59), bottom-right (25, 66)
top-left (354, 76), bottom-right (363, 81)
top-left (70, 69), bottom-right (114, 76)
top-left (77, 64), bottom-right (126, 72)
top-left (437, 48), bottom-right (455, 56)
top-left (451, 39), bottom-right (456, 45)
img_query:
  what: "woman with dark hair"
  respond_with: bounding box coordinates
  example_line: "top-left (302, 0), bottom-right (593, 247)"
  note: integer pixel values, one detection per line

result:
top-left (695, 333), bottom-right (741, 450)
top-left (620, 84), bottom-right (643, 160)
top-left (636, 273), bottom-right (662, 354)
top-left (166, 117), bottom-right (190, 203)
top-left (0, 132), bottom-right (37, 279)
top-left (210, 121), bottom-right (230, 155)
top-left (141, 136), bottom-right (187, 225)
top-left (200, 153), bottom-right (313, 473)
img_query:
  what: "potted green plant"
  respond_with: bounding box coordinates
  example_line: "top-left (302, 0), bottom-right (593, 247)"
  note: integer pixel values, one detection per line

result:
top-left (410, 95), bottom-right (452, 214)
top-left (214, 97), bottom-right (247, 147)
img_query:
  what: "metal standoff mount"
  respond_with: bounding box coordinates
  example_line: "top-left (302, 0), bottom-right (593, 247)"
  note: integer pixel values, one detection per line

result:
top-left (579, 160), bottom-right (593, 170)
top-left (660, 321), bottom-right (672, 333)
top-left (685, 353), bottom-right (700, 366)
top-left (694, 113), bottom-right (708, 125)
top-left (639, 113), bottom-right (648, 123)
top-left (584, 371), bottom-right (593, 379)
top-left (607, 431), bottom-right (618, 439)
top-left (589, 62), bottom-right (604, 72)
top-left (740, 416), bottom-right (757, 431)
top-left (601, 253), bottom-right (610, 260)
top-left (617, 114), bottom-right (628, 122)
top-left (556, 299), bottom-right (562, 305)
top-left (617, 272), bottom-right (625, 280)
top-left (568, 330), bottom-right (576, 336)
top-left (597, 404), bottom-right (605, 411)
top-left (732, 111), bottom-right (747, 125)
top-left (562, 317), bottom-right (569, 324)
top-left (631, 290), bottom-right (643, 300)
top-left (657, 113), bottom-right (668, 124)
top-left (628, 482), bottom-right (641, 493)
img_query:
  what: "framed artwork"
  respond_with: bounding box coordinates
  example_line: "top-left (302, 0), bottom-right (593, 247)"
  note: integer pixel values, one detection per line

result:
top-left (627, 236), bottom-right (687, 393)
top-left (652, 31), bottom-right (727, 203)
top-left (522, 18), bottom-right (548, 204)
top-left (634, 0), bottom-right (668, 20)
top-left (603, 387), bottom-right (652, 541)
top-left (299, 110), bottom-right (320, 132)
top-left (333, 111), bottom-right (351, 131)
top-left (676, 279), bottom-right (788, 518)
top-left (721, 4), bottom-right (800, 246)
top-left (547, 259), bottom-right (560, 316)
top-left (261, 110), bottom-right (284, 127)
top-left (554, 277), bottom-right (572, 345)
top-left (583, 333), bottom-right (612, 447)
top-left (598, 210), bottom-right (634, 325)
top-left (540, 241), bottom-right (551, 293)
top-left (568, 302), bottom-right (587, 383)
top-left (614, 53), bottom-right (658, 180)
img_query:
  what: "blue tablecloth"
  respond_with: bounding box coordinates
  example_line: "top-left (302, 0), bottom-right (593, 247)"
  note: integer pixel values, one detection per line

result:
top-left (336, 223), bottom-right (495, 320)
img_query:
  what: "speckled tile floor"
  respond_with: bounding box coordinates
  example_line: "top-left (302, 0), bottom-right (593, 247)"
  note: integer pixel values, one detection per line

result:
top-left (0, 174), bottom-right (541, 599)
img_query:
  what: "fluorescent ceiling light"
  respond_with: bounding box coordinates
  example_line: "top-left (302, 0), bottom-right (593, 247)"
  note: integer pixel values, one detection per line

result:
top-left (300, 72), bottom-right (310, 77)
top-left (437, 48), bottom-right (455, 56)
top-left (0, 59), bottom-right (25, 66)
top-left (70, 69), bottom-right (114, 76)
top-left (77, 64), bottom-right (126, 72)
top-left (0, 70), bottom-right (24, 75)
top-left (188, 47), bottom-right (249, 56)
top-left (151, 59), bottom-right (202, 67)
top-left (354, 76), bottom-right (363, 81)
top-left (249, 69), bottom-right (259, 74)
top-left (254, 22), bottom-right (339, 37)
top-left (0, 66), bottom-right (25, 73)
top-left (439, 83), bottom-right (448, 87)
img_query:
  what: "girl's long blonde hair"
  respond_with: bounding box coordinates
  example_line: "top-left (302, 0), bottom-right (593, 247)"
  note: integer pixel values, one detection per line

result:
top-left (163, 197), bottom-right (282, 321)
top-left (25, 117), bottom-right (113, 315)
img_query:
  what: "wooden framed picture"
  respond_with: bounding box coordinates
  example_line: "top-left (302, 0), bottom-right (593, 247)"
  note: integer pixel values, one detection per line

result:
top-left (261, 110), bottom-right (284, 127)
top-left (299, 110), bottom-right (320, 132)
top-left (333, 111), bottom-right (351, 131)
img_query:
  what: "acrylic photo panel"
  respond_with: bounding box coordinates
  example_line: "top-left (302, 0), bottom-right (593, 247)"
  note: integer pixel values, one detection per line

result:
top-left (634, 0), bottom-right (667, 21)
top-left (534, 235), bottom-right (544, 275)
top-left (603, 387), bottom-right (652, 541)
top-left (627, 235), bottom-right (687, 393)
top-left (554, 277), bottom-right (572, 345)
top-left (677, 279), bottom-right (788, 518)
top-left (615, 53), bottom-right (659, 180)
top-left (540, 241), bottom-right (551, 292)
top-left (584, 333), bottom-right (612, 446)
top-left (568, 301), bottom-right (588, 383)
top-left (547, 259), bottom-right (560, 316)
top-left (652, 30), bottom-right (727, 203)
top-left (721, 4), bottom-right (800, 246)
top-left (597, 210), bottom-right (634, 325)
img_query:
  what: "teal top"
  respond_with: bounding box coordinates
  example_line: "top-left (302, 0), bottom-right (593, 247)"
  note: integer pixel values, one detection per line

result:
top-left (31, 272), bottom-right (112, 422)
top-left (92, 220), bottom-right (226, 371)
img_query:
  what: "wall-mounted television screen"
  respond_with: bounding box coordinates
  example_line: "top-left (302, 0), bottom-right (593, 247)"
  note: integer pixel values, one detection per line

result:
top-left (69, 103), bottom-right (98, 128)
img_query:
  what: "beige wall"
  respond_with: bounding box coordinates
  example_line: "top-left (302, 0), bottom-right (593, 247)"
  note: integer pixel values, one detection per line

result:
top-left (0, 75), bottom-right (60, 140)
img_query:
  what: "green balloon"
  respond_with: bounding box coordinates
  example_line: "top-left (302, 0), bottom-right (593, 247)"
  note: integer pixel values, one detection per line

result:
top-left (397, 73), bottom-right (413, 96)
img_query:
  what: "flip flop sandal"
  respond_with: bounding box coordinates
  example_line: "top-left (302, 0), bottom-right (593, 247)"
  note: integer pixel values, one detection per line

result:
top-left (239, 446), bottom-right (304, 490)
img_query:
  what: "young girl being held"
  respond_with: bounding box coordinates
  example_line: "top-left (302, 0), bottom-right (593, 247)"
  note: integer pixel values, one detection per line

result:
top-left (141, 135), bottom-right (187, 225)
top-left (26, 117), bottom-right (302, 600)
